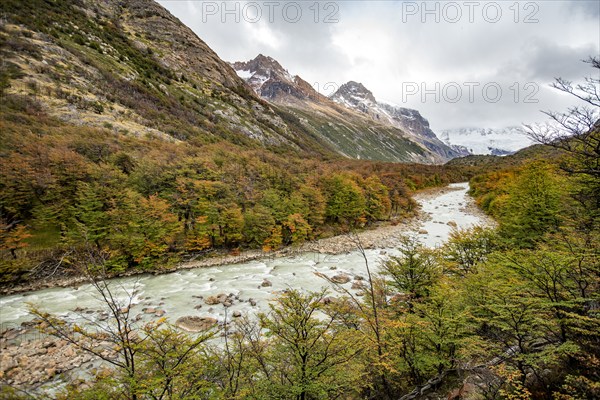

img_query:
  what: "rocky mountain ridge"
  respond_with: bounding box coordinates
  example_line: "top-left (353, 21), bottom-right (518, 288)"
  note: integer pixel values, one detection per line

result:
top-left (233, 56), bottom-right (462, 162)
top-left (330, 81), bottom-right (463, 159)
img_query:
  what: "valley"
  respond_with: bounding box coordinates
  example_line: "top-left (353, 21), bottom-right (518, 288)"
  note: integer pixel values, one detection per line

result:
top-left (0, 0), bottom-right (598, 398)
top-left (0, 182), bottom-right (491, 393)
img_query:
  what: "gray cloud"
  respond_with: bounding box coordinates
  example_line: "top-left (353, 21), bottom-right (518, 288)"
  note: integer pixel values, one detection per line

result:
top-left (158, 0), bottom-right (599, 131)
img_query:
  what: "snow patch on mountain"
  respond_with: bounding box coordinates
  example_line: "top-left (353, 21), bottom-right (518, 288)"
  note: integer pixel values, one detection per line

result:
top-left (235, 69), bottom-right (253, 80)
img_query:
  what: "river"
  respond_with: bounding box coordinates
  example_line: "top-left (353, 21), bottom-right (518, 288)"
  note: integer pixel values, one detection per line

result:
top-left (0, 183), bottom-right (490, 331)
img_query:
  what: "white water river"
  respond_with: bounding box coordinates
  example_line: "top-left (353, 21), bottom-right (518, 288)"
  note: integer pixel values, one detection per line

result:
top-left (0, 183), bottom-right (487, 331)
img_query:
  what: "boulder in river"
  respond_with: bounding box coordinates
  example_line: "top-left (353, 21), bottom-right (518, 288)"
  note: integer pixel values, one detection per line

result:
top-left (176, 316), bottom-right (217, 332)
top-left (447, 221), bottom-right (457, 227)
top-left (351, 281), bottom-right (366, 290)
top-left (232, 311), bottom-right (242, 318)
top-left (261, 279), bottom-right (272, 287)
top-left (331, 273), bottom-right (351, 284)
top-left (418, 229), bottom-right (428, 234)
top-left (204, 296), bottom-right (218, 305)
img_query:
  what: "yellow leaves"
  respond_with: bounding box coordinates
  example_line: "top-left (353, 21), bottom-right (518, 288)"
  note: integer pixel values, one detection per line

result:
top-left (185, 234), bottom-right (211, 252)
top-left (493, 364), bottom-right (533, 400)
top-left (0, 223), bottom-right (32, 255)
top-left (140, 195), bottom-right (178, 224)
top-left (262, 226), bottom-right (282, 252)
top-left (384, 319), bottom-right (413, 330)
top-left (283, 213), bottom-right (311, 244)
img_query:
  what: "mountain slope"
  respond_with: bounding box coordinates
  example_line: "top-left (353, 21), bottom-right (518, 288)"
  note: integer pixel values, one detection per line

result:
top-left (232, 55), bottom-right (456, 163)
top-left (0, 0), bottom-right (346, 157)
top-left (330, 81), bottom-right (463, 160)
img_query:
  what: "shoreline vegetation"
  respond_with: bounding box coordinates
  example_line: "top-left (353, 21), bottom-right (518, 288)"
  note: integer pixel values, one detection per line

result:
top-left (0, 184), bottom-right (484, 296)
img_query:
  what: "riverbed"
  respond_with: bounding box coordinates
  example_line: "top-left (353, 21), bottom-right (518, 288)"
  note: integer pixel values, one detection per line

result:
top-left (0, 183), bottom-right (491, 331)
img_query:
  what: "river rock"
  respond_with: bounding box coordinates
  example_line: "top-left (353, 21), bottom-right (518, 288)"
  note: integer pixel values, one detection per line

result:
top-left (205, 295), bottom-right (221, 305)
top-left (261, 279), bottom-right (272, 287)
top-left (249, 299), bottom-right (257, 307)
top-left (155, 309), bottom-right (165, 317)
top-left (447, 221), bottom-right (457, 227)
top-left (175, 316), bottom-right (217, 332)
top-left (218, 293), bottom-right (231, 303)
top-left (418, 229), bottom-right (428, 234)
top-left (331, 273), bottom-right (351, 284)
top-left (232, 311), bottom-right (242, 318)
top-left (351, 281), bottom-right (366, 290)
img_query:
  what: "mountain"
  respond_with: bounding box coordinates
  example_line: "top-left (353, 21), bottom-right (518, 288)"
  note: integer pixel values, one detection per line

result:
top-left (231, 54), bottom-right (327, 105)
top-left (1, 0), bottom-right (338, 154)
top-left (232, 56), bottom-right (459, 163)
top-left (0, 0), bottom-right (459, 166)
top-left (439, 127), bottom-right (534, 156)
top-left (330, 81), bottom-right (463, 160)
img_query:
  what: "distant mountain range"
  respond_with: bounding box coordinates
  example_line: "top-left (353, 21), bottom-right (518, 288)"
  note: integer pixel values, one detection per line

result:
top-left (439, 127), bottom-right (534, 156)
top-left (232, 55), bottom-right (461, 163)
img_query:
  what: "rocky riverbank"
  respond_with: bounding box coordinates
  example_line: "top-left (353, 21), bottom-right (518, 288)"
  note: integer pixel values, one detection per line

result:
top-left (0, 330), bottom-right (112, 391)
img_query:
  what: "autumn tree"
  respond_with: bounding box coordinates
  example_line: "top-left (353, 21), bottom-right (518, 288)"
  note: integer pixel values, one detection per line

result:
top-left (0, 220), bottom-right (32, 259)
top-left (498, 162), bottom-right (564, 248)
top-left (258, 289), bottom-right (364, 400)
top-left (381, 236), bottom-right (440, 301)
top-left (323, 174), bottom-right (366, 225)
top-left (442, 226), bottom-right (496, 275)
top-left (363, 175), bottom-right (392, 221)
top-left (243, 205), bottom-right (276, 248)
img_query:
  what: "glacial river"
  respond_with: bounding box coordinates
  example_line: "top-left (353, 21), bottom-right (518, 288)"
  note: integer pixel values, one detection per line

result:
top-left (0, 183), bottom-right (489, 331)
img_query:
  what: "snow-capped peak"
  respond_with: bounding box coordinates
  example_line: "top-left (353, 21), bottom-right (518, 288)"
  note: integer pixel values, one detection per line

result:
top-left (231, 54), bottom-right (296, 96)
top-left (439, 126), bottom-right (534, 155)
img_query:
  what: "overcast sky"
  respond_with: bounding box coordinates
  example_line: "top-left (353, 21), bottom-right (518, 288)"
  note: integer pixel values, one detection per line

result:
top-left (158, 1), bottom-right (599, 131)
